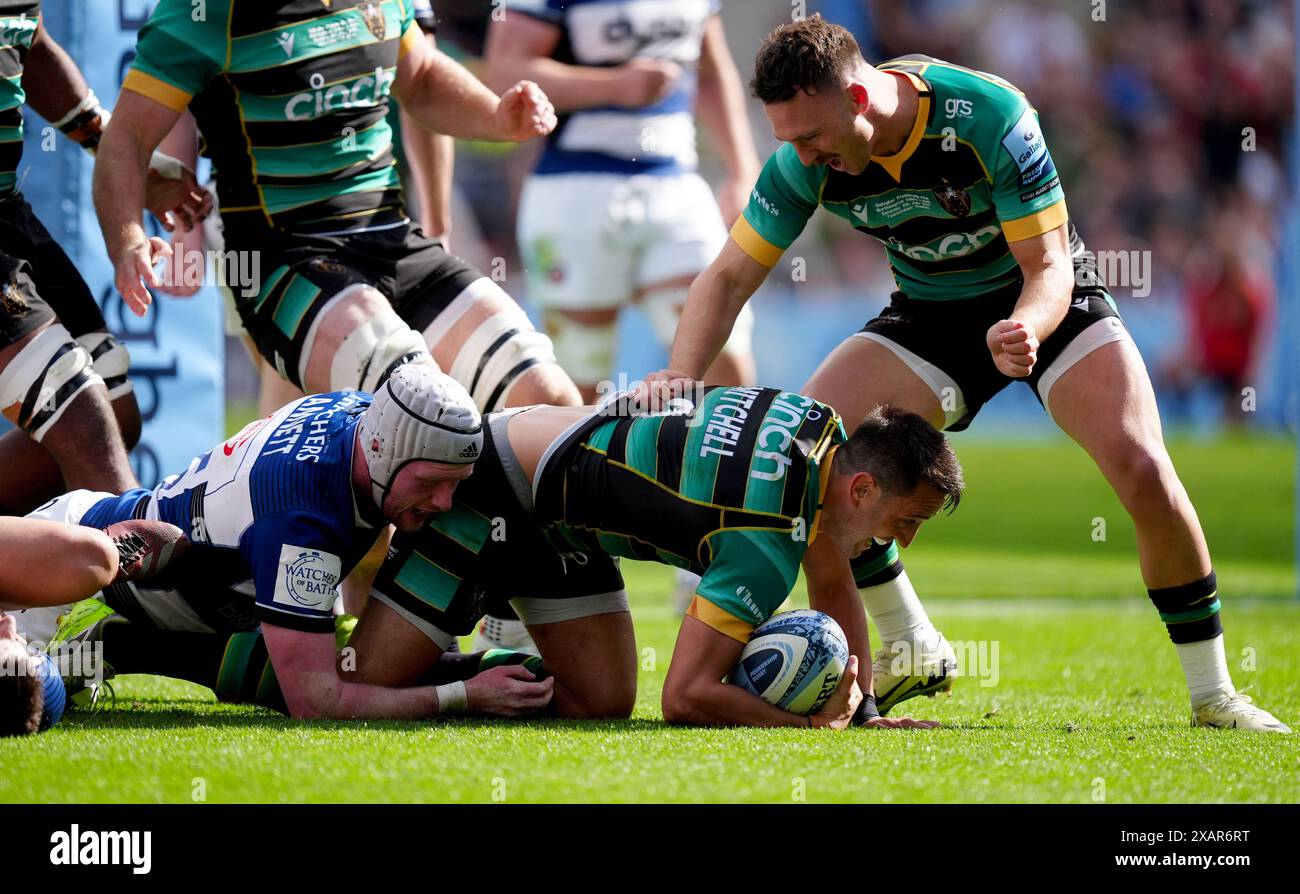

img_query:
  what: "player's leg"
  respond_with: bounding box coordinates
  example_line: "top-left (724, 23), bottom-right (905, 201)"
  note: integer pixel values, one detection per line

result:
top-left (0, 321), bottom-right (136, 510)
top-left (1039, 325), bottom-right (1289, 731)
top-left (515, 596), bottom-right (637, 719)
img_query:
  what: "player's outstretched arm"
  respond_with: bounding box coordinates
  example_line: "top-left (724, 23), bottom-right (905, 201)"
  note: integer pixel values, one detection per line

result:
top-left (643, 239), bottom-right (770, 399)
top-left (662, 615), bottom-right (861, 728)
top-left (988, 222), bottom-right (1075, 379)
top-left (261, 623), bottom-right (553, 721)
top-left (482, 12), bottom-right (678, 112)
top-left (394, 29), bottom-right (555, 143)
top-left (696, 15), bottom-right (761, 224)
top-left (0, 518), bottom-right (117, 610)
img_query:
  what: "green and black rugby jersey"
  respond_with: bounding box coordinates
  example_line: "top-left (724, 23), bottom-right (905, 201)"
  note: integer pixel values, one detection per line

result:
top-left (124, 0), bottom-right (423, 237)
top-left (541, 387), bottom-right (845, 642)
top-left (734, 55), bottom-right (1068, 300)
top-left (0, 2), bottom-right (39, 197)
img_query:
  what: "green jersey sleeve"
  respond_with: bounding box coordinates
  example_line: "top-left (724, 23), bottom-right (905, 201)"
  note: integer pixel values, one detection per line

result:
top-left (688, 527), bottom-right (803, 641)
top-left (730, 142), bottom-right (823, 267)
top-left (990, 99), bottom-right (1068, 243)
top-left (124, 0), bottom-right (230, 112)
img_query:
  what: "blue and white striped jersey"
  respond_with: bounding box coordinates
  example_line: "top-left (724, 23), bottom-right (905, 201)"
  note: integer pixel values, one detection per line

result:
top-left (81, 392), bottom-right (378, 633)
top-left (513, 0), bottom-right (719, 176)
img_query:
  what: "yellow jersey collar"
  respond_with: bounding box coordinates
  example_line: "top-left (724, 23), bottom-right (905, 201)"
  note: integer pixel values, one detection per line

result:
top-left (808, 444), bottom-right (840, 545)
top-left (870, 71), bottom-right (931, 182)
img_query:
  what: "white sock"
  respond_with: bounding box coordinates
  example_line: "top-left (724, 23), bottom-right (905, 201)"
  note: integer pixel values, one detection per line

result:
top-left (860, 570), bottom-right (939, 652)
top-left (1175, 634), bottom-right (1234, 707)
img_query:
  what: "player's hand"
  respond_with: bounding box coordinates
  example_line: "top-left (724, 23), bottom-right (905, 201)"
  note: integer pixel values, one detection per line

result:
top-left (861, 716), bottom-right (943, 730)
top-left (465, 664), bottom-right (554, 717)
top-left (637, 369), bottom-right (699, 412)
top-left (113, 236), bottom-right (173, 316)
top-left (493, 81), bottom-right (557, 143)
top-left (987, 318), bottom-right (1039, 378)
top-left (155, 216), bottom-right (206, 297)
top-left (612, 58), bottom-right (682, 108)
top-left (144, 164), bottom-right (213, 233)
top-left (809, 655), bottom-right (862, 730)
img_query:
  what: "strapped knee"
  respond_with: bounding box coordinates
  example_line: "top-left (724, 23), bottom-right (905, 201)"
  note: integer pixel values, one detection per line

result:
top-left (0, 324), bottom-right (103, 441)
top-left (76, 332), bottom-right (133, 400)
top-left (448, 313), bottom-right (558, 411)
top-left (329, 305), bottom-right (433, 394)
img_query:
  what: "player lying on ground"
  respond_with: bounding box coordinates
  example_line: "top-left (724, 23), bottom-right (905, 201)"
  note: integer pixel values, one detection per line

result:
top-left (0, 2), bottom-right (211, 513)
top-left (0, 517), bottom-right (185, 736)
top-left (341, 387), bottom-right (958, 728)
top-left (644, 17), bottom-right (1289, 732)
top-left (9, 366), bottom-right (551, 721)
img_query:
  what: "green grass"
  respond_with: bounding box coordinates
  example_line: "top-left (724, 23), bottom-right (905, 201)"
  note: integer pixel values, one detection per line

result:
top-left (3, 433), bottom-right (1296, 803)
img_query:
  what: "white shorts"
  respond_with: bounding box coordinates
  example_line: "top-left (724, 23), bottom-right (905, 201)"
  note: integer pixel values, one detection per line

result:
top-left (517, 171), bottom-right (727, 309)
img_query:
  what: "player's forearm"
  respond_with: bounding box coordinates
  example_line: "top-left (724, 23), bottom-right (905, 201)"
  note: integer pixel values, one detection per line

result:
top-left (325, 679), bottom-right (442, 720)
top-left (483, 56), bottom-right (619, 112)
top-left (400, 109), bottom-right (454, 239)
top-left (663, 678), bottom-right (812, 728)
top-left (1011, 268), bottom-right (1072, 340)
top-left (400, 47), bottom-right (512, 141)
top-left (669, 265), bottom-right (751, 378)
top-left (808, 578), bottom-right (874, 697)
top-left (696, 26), bottom-right (760, 181)
top-left (21, 25), bottom-right (90, 124)
top-left (93, 123), bottom-right (153, 261)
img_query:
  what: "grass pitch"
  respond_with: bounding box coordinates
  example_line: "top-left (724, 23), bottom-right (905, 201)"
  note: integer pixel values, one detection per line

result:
top-left (3, 433), bottom-right (1296, 803)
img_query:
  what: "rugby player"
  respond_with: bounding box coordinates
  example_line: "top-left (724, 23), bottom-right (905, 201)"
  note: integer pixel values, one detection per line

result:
top-left (0, 2), bottom-right (211, 512)
top-left (644, 17), bottom-right (1289, 732)
top-left (476, 0), bottom-right (766, 649)
top-left (343, 387), bottom-right (959, 728)
top-left (95, 0), bottom-right (581, 420)
top-left (12, 365), bottom-right (552, 721)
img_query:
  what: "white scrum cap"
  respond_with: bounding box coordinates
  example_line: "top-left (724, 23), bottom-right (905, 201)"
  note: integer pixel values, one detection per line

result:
top-left (358, 364), bottom-right (483, 509)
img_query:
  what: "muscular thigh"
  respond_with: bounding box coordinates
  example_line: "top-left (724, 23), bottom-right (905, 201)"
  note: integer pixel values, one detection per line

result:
top-left (803, 335), bottom-right (945, 430)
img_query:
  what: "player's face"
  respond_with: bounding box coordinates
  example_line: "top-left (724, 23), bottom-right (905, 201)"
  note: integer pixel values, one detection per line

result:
top-left (765, 86), bottom-right (872, 175)
top-left (834, 478), bottom-right (947, 558)
top-left (382, 461), bottom-right (474, 533)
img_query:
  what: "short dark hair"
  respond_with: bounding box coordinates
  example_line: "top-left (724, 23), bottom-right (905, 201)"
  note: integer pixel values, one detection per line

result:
top-left (750, 14), bottom-right (864, 104)
top-left (0, 650), bottom-right (44, 737)
top-left (834, 405), bottom-right (963, 512)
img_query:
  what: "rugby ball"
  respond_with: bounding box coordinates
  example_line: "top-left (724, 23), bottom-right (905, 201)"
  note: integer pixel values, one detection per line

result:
top-left (730, 610), bottom-right (849, 715)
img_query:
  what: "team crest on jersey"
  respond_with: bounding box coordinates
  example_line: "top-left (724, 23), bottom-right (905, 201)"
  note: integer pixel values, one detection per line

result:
top-left (360, 1), bottom-right (386, 41)
top-left (932, 179), bottom-right (971, 218)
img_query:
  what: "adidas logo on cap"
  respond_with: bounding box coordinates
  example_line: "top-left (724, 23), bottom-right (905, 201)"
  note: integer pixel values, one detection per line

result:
top-left (458, 442), bottom-right (479, 459)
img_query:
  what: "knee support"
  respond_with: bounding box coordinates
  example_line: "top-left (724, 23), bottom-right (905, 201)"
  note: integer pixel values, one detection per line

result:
top-left (0, 323), bottom-right (103, 441)
top-left (641, 285), bottom-right (754, 357)
top-left (544, 311), bottom-right (618, 386)
top-left (328, 299), bottom-right (433, 393)
top-left (75, 332), bottom-right (132, 400)
top-left (447, 313), bottom-right (558, 411)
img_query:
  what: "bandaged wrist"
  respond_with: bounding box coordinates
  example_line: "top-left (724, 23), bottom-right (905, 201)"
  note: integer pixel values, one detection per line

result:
top-left (54, 92), bottom-right (110, 153)
top-left (148, 150), bottom-right (186, 181)
top-left (435, 680), bottom-right (468, 715)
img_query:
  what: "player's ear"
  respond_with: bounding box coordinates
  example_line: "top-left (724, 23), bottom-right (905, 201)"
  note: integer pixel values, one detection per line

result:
top-left (848, 82), bottom-right (869, 115)
top-left (851, 471), bottom-right (877, 504)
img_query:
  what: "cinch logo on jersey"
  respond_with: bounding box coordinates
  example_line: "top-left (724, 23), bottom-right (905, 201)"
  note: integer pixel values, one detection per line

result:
top-left (284, 67), bottom-right (395, 121)
top-left (49, 825), bottom-right (151, 875)
top-left (753, 392), bottom-right (818, 482)
top-left (275, 545), bottom-right (342, 609)
top-left (888, 224), bottom-right (1002, 262)
top-left (262, 392), bottom-right (364, 461)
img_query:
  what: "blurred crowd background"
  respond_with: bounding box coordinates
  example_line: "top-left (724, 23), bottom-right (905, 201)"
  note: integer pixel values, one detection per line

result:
top-left (222, 0), bottom-right (1298, 434)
